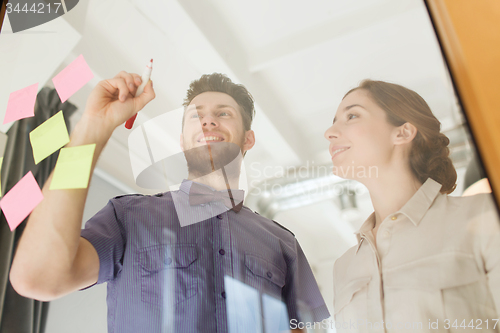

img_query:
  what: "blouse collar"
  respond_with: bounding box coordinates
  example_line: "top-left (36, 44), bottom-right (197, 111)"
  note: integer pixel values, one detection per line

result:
top-left (355, 178), bottom-right (443, 244)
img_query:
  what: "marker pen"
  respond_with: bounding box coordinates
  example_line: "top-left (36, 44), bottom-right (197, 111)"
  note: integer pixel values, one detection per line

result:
top-left (125, 59), bottom-right (153, 129)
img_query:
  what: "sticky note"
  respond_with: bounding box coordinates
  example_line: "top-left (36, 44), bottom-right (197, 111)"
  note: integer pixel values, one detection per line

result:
top-left (29, 111), bottom-right (70, 164)
top-left (50, 144), bottom-right (96, 190)
top-left (3, 83), bottom-right (38, 124)
top-left (0, 157), bottom-right (3, 197)
top-left (0, 133), bottom-right (7, 196)
top-left (0, 132), bottom-right (7, 158)
top-left (52, 54), bottom-right (94, 103)
top-left (0, 171), bottom-right (44, 231)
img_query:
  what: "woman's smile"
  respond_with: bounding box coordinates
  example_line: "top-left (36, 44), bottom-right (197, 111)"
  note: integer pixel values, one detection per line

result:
top-left (330, 146), bottom-right (350, 159)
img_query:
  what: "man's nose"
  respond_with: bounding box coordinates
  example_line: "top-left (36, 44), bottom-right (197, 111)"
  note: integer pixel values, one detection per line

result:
top-left (202, 115), bottom-right (218, 128)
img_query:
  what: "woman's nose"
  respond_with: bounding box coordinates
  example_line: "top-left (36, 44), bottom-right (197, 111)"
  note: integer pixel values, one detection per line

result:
top-left (324, 124), bottom-right (339, 141)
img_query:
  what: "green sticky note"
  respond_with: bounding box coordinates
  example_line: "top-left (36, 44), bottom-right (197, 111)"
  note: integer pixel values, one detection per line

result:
top-left (0, 157), bottom-right (3, 197)
top-left (50, 144), bottom-right (96, 190)
top-left (29, 111), bottom-right (70, 164)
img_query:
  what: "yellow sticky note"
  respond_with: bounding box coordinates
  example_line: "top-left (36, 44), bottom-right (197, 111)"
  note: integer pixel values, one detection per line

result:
top-left (29, 111), bottom-right (70, 164)
top-left (0, 157), bottom-right (3, 197)
top-left (50, 144), bottom-right (96, 190)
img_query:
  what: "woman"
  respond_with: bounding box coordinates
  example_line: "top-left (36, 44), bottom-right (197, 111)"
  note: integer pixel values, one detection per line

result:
top-left (325, 80), bottom-right (500, 332)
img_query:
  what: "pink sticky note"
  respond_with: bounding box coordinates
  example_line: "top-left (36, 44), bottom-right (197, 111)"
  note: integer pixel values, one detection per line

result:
top-left (52, 54), bottom-right (94, 103)
top-left (3, 83), bottom-right (38, 124)
top-left (0, 171), bottom-right (44, 231)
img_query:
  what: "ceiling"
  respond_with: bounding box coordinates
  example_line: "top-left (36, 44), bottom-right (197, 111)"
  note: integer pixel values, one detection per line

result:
top-left (1, 0), bottom-right (474, 313)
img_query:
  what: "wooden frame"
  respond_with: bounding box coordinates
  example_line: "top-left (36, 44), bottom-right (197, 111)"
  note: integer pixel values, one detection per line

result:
top-left (0, 1), bottom-right (7, 33)
top-left (425, 0), bottom-right (500, 207)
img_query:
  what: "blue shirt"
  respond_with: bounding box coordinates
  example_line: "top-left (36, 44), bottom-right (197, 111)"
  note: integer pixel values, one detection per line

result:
top-left (81, 180), bottom-right (330, 333)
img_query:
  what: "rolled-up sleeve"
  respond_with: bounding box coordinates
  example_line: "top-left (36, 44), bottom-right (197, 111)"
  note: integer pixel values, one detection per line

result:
top-left (284, 240), bottom-right (330, 323)
top-left (80, 198), bottom-right (126, 285)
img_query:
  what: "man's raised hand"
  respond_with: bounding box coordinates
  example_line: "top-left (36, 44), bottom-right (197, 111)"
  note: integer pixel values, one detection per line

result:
top-left (82, 71), bottom-right (155, 137)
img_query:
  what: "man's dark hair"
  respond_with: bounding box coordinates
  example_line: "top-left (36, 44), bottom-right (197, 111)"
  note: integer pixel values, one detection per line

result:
top-left (182, 73), bottom-right (255, 131)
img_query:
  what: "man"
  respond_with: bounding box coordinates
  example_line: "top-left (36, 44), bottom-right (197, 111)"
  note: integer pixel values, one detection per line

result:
top-left (10, 71), bottom-right (329, 332)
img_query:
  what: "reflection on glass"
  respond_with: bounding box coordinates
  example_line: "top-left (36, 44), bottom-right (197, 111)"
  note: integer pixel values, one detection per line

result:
top-left (4, 1), bottom-right (498, 332)
top-left (224, 276), bottom-right (292, 333)
top-left (225, 276), bottom-right (263, 333)
top-left (262, 293), bottom-right (291, 333)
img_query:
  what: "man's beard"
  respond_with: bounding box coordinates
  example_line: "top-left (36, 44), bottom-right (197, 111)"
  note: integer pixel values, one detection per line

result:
top-left (183, 141), bottom-right (244, 179)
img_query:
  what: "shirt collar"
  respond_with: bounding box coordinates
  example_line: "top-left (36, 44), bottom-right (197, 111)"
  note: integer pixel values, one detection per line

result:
top-left (179, 179), bottom-right (195, 195)
top-left (399, 177), bottom-right (442, 226)
top-left (355, 213), bottom-right (375, 244)
top-left (179, 179), bottom-right (242, 194)
top-left (179, 179), bottom-right (218, 195)
top-left (354, 178), bottom-right (442, 245)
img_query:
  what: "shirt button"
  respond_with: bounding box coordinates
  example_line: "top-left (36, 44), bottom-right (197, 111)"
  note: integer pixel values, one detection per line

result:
top-left (267, 272), bottom-right (273, 279)
top-left (217, 214), bottom-right (223, 219)
top-left (166, 257), bottom-right (172, 265)
top-left (391, 215), bottom-right (397, 220)
top-left (219, 249), bottom-right (225, 255)
top-left (221, 291), bottom-right (226, 299)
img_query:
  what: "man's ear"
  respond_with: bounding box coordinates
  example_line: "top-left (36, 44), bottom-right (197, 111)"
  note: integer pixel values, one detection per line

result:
top-left (393, 122), bottom-right (417, 146)
top-left (243, 130), bottom-right (255, 153)
top-left (179, 134), bottom-right (184, 152)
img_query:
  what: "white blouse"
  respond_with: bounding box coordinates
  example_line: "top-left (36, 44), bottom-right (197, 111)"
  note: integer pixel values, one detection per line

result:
top-left (333, 178), bottom-right (500, 332)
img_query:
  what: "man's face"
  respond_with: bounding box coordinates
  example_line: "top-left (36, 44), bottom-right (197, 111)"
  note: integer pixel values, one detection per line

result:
top-left (181, 91), bottom-right (255, 153)
top-left (180, 91), bottom-right (255, 175)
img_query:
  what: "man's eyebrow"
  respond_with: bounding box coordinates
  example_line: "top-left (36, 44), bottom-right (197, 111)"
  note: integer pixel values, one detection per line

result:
top-left (193, 104), bottom-right (236, 110)
top-left (215, 104), bottom-right (236, 110)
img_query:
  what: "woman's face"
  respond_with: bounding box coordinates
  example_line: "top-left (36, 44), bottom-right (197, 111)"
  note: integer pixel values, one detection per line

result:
top-left (324, 89), bottom-right (398, 180)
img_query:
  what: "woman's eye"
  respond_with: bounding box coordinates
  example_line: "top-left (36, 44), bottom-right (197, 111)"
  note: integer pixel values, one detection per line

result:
top-left (219, 112), bottom-right (229, 116)
top-left (191, 113), bottom-right (201, 118)
top-left (347, 113), bottom-right (358, 120)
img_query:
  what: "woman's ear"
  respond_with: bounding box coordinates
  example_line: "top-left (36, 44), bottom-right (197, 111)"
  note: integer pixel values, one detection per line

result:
top-left (393, 122), bottom-right (417, 145)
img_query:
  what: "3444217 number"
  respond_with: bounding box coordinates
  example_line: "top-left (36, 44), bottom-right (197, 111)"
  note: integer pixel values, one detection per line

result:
top-left (6, 2), bottom-right (62, 14)
top-left (443, 319), bottom-right (499, 330)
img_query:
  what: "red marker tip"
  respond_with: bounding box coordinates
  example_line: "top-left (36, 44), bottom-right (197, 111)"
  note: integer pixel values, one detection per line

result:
top-left (151, 59), bottom-right (153, 62)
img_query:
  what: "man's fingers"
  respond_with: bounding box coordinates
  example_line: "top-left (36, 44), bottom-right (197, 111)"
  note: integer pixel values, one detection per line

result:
top-left (132, 73), bottom-right (142, 86)
top-left (134, 80), bottom-right (155, 110)
top-left (115, 71), bottom-right (139, 96)
top-left (129, 74), bottom-right (143, 97)
top-left (105, 78), bottom-right (130, 101)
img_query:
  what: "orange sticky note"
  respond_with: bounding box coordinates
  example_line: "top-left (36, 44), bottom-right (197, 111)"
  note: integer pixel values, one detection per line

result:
top-left (0, 171), bottom-right (43, 231)
top-left (3, 83), bottom-right (38, 124)
top-left (52, 54), bottom-right (94, 103)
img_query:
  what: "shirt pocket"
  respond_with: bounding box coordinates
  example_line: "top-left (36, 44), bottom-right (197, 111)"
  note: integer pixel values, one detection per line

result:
top-left (384, 252), bottom-right (497, 329)
top-left (139, 244), bottom-right (198, 306)
top-left (244, 254), bottom-right (286, 299)
top-left (438, 259), bottom-right (497, 330)
top-left (333, 276), bottom-right (371, 325)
